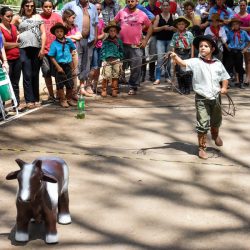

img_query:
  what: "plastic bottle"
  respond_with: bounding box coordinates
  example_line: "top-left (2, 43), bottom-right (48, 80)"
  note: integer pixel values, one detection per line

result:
top-left (76, 94), bottom-right (85, 119)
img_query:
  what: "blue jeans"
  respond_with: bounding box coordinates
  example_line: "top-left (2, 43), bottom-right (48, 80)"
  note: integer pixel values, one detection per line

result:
top-left (77, 38), bottom-right (94, 81)
top-left (155, 40), bottom-right (171, 81)
top-left (91, 47), bottom-right (102, 69)
top-left (123, 45), bottom-right (143, 90)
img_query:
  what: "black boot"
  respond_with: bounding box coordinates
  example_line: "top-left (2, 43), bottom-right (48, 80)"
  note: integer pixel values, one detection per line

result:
top-left (141, 60), bottom-right (146, 83)
top-left (184, 83), bottom-right (190, 95)
top-left (177, 77), bottom-right (185, 94)
top-left (141, 67), bottom-right (146, 83)
top-left (239, 74), bottom-right (245, 89)
top-left (149, 62), bottom-right (155, 82)
top-left (184, 75), bottom-right (192, 94)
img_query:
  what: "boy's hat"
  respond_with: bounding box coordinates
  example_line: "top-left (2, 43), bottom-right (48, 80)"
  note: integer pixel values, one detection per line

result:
top-left (173, 16), bottom-right (190, 28)
top-left (229, 17), bottom-right (243, 26)
top-left (104, 20), bottom-right (121, 33)
top-left (193, 35), bottom-right (219, 55)
top-left (210, 13), bottom-right (222, 22)
top-left (50, 22), bottom-right (68, 35)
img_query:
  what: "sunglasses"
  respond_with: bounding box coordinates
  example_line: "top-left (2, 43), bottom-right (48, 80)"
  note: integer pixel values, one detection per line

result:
top-left (25, 5), bottom-right (34, 8)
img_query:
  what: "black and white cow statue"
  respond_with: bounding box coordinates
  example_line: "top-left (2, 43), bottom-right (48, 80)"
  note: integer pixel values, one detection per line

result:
top-left (6, 157), bottom-right (71, 244)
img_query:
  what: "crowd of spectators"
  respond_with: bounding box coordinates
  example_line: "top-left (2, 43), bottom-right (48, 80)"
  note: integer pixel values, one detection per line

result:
top-left (0, 0), bottom-right (250, 113)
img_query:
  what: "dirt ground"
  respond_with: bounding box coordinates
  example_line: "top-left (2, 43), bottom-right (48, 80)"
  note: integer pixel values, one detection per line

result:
top-left (0, 79), bottom-right (250, 250)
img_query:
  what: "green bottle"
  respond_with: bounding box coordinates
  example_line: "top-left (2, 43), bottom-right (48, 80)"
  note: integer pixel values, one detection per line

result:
top-left (76, 94), bottom-right (85, 119)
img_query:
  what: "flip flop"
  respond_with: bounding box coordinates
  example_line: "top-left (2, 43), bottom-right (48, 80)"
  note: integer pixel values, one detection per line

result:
top-left (153, 80), bottom-right (160, 85)
top-left (128, 89), bottom-right (136, 95)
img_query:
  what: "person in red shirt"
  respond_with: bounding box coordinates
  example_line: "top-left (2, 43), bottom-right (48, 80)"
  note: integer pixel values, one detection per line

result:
top-left (143, 0), bottom-right (162, 82)
top-left (40, 0), bottom-right (62, 103)
top-left (0, 7), bottom-right (23, 110)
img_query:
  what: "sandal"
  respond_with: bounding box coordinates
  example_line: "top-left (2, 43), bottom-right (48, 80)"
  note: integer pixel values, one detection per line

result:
top-left (153, 80), bottom-right (160, 85)
top-left (80, 88), bottom-right (94, 97)
top-left (26, 102), bottom-right (35, 109)
top-left (34, 102), bottom-right (42, 107)
top-left (17, 103), bottom-right (26, 112)
top-left (85, 86), bottom-right (94, 94)
top-left (128, 89), bottom-right (136, 95)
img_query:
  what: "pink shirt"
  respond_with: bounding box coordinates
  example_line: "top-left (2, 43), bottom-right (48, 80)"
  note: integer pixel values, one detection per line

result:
top-left (96, 18), bottom-right (105, 48)
top-left (234, 13), bottom-right (250, 34)
top-left (40, 12), bottom-right (62, 54)
top-left (66, 25), bottom-right (80, 44)
top-left (114, 7), bottom-right (151, 45)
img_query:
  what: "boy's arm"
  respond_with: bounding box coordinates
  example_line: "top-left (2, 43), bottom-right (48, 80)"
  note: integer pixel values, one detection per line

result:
top-left (242, 42), bottom-right (250, 54)
top-left (220, 80), bottom-right (228, 94)
top-left (170, 52), bottom-right (187, 67)
top-left (191, 44), bottom-right (194, 58)
top-left (50, 57), bottom-right (64, 74)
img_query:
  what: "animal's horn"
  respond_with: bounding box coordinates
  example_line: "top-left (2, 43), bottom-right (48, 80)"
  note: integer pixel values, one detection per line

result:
top-left (33, 160), bottom-right (42, 169)
top-left (15, 159), bottom-right (27, 169)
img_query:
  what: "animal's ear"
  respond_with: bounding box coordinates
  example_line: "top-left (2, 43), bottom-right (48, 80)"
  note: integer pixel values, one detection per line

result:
top-left (6, 170), bottom-right (20, 180)
top-left (15, 159), bottom-right (27, 169)
top-left (42, 173), bottom-right (58, 183)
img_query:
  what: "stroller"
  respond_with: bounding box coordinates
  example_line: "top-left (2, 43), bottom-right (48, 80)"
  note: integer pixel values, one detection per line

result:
top-left (0, 66), bottom-right (18, 120)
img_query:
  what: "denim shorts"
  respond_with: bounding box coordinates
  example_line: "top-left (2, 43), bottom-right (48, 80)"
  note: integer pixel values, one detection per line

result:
top-left (91, 47), bottom-right (102, 69)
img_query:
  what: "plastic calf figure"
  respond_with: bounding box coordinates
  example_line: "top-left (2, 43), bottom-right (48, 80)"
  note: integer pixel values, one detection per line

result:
top-left (6, 157), bottom-right (71, 244)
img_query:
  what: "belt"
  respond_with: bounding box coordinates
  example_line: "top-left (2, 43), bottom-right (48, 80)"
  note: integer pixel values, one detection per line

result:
top-left (123, 44), bottom-right (140, 48)
top-left (230, 48), bottom-right (242, 53)
top-left (175, 48), bottom-right (191, 52)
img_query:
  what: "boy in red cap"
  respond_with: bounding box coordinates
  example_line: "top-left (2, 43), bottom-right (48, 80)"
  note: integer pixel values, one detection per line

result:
top-left (170, 35), bottom-right (230, 159)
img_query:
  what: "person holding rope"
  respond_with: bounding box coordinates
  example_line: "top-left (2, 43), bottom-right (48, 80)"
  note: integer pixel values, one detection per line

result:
top-left (62, 9), bottom-right (82, 99)
top-left (169, 35), bottom-right (230, 159)
top-left (40, 0), bottom-right (63, 104)
top-left (100, 21), bottom-right (123, 97)
top-left (48, 23), bottom-right (77, 108)
top-left (114, 0), bottom-right (153, 95)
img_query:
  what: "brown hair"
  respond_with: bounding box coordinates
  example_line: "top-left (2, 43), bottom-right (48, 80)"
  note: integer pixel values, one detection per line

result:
top-left (183, 0), bottom-right (195, 10)
top-left (19, 0), bottom-right (36, 16)
top-left (62, 9), bottom-right (76, 22)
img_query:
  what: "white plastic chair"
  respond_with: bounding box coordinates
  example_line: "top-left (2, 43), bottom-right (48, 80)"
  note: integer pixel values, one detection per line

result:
top-left (0, 67), bottom-right (18, 120)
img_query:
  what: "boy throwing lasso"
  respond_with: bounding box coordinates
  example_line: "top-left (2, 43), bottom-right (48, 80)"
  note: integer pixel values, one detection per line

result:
top-left (170, 35), bottom-right (230, 159)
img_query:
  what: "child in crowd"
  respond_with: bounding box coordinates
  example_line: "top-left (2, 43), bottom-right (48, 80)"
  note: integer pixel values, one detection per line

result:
top-left (204, 13), bottom-right (227, 61)
top-left (90, 2), bottom-right (105, 93)
top-left (170, 35), bottom-right (230, 159)
top-left (48, 23), bottom-right (77, 108)
top-left (170, 17), bottom-right (194, 95)
top-left (100, 21), bottom-right (123, 97)
top-left (195, 0), bottom-right (209, 23)
top-left (225, 18), bottom-right (250, 89)
top-left (62, 9), bottom-right (82, 100)
top-left (40, 0), bottom-right (63, 103)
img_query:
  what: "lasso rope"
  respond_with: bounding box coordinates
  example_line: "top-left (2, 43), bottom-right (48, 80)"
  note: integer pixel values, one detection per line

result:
top-left (42, 50), bottom-right (237, 117)
top-left (160, 52), bottom-right (237, 117)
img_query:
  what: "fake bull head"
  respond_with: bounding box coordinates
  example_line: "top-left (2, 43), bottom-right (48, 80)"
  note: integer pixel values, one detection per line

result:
top-left (6, 157), bottom-right (71, 244)
top-left (6, 159), bottom-right (57, 202)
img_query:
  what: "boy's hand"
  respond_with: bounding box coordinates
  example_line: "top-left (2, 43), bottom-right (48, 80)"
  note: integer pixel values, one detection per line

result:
top-left (168, 52), bottom-right (177, 62)
top-left (220, 87), bottom-right (228, 95)
top-left (57, 66), bottom-right (64, 74)
top-left (242, 48), bottom-right (248, 54)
